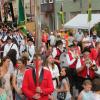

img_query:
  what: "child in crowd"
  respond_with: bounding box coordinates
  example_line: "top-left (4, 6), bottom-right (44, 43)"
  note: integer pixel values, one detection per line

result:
top-left (78, 80), bottom-right (94, 100)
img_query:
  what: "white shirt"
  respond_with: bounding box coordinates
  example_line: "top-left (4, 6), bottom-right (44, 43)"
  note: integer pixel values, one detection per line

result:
top-left (13, 33), bottom-right (23, 46)
top-left (67, 51), bottom-right (76, 66)
top-left (80, 90), bottom-right (94, 100)
top-left (26, 44), bottom-right (35, 63)
top-left (52, 47), bottom-right (57, 58)
top-left (93, 93), bottom-right (100, 100)
top-left (48, 64), bottom-right (59, 89)
top-left (48, 64), bottom-right (59, 79)
top-left (75, 32), bottom-right (84, 42)
top-left (49, 35), bottom-right (56, 46)
top-left (19, 39), bottom-right (26, 55)
top-left (52, 47), bottom-right (63, 58)
top-left (3, 43), bottom-right (19, 59)
top-left (82, 36), bottom-right (92, 47)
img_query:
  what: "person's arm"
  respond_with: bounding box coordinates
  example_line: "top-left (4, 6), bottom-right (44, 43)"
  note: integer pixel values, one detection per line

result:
top-left (53, 59), bottom-right (60, 64)
top-left (77, 65), bottom-right (85, 73)
top-left (3, 45), bottom-right (7, 57)
top-left (76, 59), bottom-right (85, 73)
top-left (22, 70), bottom-right (35, 99)
top-left (0, 68), bottom-right (2, 78)
top-left (52, 48), bottom-right (57, 58)
top-left (63, 79), bottom-right (70, 92)
top-left (66, 54), bottom-right (76, 65)
top-left (56, 79), bottom-right (70, 92)
top-left (77, 92), bottom-right (82, 100)
top-left (12, 74), bottom-right (22, 94)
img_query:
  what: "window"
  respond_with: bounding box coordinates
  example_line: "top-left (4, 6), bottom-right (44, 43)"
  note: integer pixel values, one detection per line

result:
top-left (49, 0), bottom-right (53, 3)
top-left (41, 0), bottom-right (48, 4)
top-left (41, 0), bottom-right (53, 4)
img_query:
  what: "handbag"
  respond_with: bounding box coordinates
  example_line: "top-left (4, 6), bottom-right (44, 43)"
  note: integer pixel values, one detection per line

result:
top-left (57, 92), bottom-right (66, 100)
top-left (57, 78), bottom-right (67, 100)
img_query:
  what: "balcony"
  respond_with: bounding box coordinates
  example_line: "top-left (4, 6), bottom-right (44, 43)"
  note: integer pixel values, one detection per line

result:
top-left (41, 3), bottom-right (54, 12)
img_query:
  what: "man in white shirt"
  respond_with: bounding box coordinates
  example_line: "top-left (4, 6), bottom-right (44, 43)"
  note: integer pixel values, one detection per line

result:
top-left (82, 32), bottom-right (92, 48)
top-left (13, 30), bottom-right (24, 46)
top-left (74, 30), bottom-right (84, 42)
top-left (49, 32), bottom-right (56, 46)
top-left (3, 36), bottom-right (19, 59)
top-left (26, 37), bottom-right (35, 63)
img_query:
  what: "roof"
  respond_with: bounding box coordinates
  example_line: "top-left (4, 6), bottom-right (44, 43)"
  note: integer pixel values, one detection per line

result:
top-left (64, 14), bottom-right (100, 29)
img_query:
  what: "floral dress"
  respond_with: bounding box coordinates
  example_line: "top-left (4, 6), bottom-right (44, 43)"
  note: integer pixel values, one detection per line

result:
top-left (0, 90), bottom-right (8, 100)
top-left (2, 71), bottom-right (13, 100)
top-left (14, 70), bottom-right (26, 100)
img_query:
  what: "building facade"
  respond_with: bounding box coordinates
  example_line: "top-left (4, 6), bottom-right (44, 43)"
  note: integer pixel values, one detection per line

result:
top-left (2, 0), bottom-right (100, 32)
top-left (41, 0), bottom-right (54, 32)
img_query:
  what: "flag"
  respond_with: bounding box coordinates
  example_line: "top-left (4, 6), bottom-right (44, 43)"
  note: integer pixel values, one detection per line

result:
top-left (18, 0), bottom-right (28, 36)
top-left (88, 0), bottom-right (92, 22)
top-left (9, 1), bottom-right (15, 22)
top-left (20, 26), bottom-right (28, 36)
top-left (58, 3), bottom-right (64, 24)
top-left (18, 0), bottom-right (25, 25)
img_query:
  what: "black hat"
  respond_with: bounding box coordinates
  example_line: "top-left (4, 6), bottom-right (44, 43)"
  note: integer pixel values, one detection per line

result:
top-left (82, 47), bottom-right (90, 53)
top-left (28, 37), bottom-right (33, 42)
top-left (93, 35), bottom-right (97, 39)
top-left (6, 36), bottom-right (12, 41)
top-left (56, 40), bottom-right (63, 46)
top-left (68, 43), bottom-right (75, 47)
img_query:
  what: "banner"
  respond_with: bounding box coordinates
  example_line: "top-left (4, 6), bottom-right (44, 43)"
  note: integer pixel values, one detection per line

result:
top-left (88, 0), bottom-right (92, 22)
top-left (18, 0), bottom-right (28, 36)
top-left (58, 2), bottom-right (64, 24)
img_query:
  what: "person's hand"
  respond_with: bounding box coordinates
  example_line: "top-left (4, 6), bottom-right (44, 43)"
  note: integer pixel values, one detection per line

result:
top-left (16, 89), bottom-right (22, 95)
top-left (48, 94), bottom-right (54, 100)
top-left (27, 61), bottom-right (31, 65)
top-left (55, 88), bottom-right (60, 92)
top-left (36, 87), bottom-right (42, 93)
top-left (32, 93), bottom-right (40, 99)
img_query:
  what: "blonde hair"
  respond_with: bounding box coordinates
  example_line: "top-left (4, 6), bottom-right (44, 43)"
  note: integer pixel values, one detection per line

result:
top-left (83, 80), bottom-right (92, 86)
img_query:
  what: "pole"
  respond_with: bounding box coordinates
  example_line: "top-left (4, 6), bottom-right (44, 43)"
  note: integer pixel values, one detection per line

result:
top-left (88, 0), bottom-right (92, 36)
top-left (89, 22), bottom-right (91, 37)
top-left (0, 2), bottom-right (2, 21)
top-left (80, 0), bottom-right (82, 13)
top-left (30, 0), bottom-right (32, 19)
top-left (34, 0), bottom-right (41, 86)
top-left (34, 0), bottom-right (41, 50)
top-left (61, 0), bottom-right (64, 27)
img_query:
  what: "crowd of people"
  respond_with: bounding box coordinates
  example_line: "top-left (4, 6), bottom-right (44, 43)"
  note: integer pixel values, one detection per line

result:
top-left (0, 24), bottom-right (100, 100)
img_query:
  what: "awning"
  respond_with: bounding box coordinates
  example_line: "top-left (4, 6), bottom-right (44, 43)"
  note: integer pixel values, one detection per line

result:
top-left (64, 14), bottom-right (100, 29)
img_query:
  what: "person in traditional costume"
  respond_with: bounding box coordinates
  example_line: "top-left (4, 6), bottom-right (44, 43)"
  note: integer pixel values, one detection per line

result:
top-left (22, 54), bottom-right (54, 100)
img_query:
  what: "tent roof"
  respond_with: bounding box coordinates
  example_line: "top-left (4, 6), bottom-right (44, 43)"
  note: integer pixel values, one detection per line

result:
top-left (64, 14), bottom-right (100, 29)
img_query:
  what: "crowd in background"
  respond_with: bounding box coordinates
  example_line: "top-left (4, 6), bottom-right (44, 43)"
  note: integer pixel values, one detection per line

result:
top-left (0, 24), bottom-right (100, 100)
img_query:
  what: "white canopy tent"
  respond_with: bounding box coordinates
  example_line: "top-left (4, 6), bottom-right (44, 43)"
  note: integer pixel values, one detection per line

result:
top-left (64, 14), bottom-right (100, 30)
